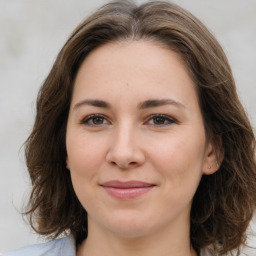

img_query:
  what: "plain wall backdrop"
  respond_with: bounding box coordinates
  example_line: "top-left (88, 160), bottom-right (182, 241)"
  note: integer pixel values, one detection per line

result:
top-left (0, 0), bottom-right (256, 253)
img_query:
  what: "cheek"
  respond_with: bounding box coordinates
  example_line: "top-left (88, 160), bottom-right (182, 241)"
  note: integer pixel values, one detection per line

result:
top-left (152, 136), bottom-right (205, 168)
top-left (66, 133), bottom-right (105, 176)
top-left (66, 133), bottom-right (107, 205)
top-left (149, 133), bottom-right (206, 188)
top-left (67, 139), bottom-right (103, 209)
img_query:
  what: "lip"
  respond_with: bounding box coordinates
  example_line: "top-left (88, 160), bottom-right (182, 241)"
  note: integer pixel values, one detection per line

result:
top-left (100, 180), bottom-right (156, 200)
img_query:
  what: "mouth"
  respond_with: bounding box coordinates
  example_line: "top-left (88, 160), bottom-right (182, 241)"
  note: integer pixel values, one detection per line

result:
top-left (100, 180), bottom-right (156, 200)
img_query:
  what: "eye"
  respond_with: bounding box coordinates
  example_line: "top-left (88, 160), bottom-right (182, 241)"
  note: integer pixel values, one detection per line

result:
top-left (81, 114), bottom-right (109, 126)
top-left (146, 114), bottom-right (175, 126)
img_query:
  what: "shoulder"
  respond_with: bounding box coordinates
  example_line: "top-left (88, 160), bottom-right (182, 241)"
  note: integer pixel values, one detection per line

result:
top-left (200, 247), bottom-right (212, 256)
top-left (2, 236), bottom-right (76, 256)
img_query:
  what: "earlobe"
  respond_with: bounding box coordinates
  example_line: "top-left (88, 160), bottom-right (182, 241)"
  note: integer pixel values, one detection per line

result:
top-left (203, 136), bottom-right (224, 175)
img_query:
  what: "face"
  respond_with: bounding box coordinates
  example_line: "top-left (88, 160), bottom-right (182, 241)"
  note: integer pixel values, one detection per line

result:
top-left (66, 40), bottom-right (216, 239)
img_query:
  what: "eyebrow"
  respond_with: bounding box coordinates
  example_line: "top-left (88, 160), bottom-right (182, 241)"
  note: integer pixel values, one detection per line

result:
top-left (73, 98), bottom-right (186, 110)
top-left (74, 99), bottom-right (111, 110)
top-left (138, 99), bottom-right (186, 109)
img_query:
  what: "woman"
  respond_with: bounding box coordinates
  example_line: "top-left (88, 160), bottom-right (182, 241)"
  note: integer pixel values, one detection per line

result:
top-left (4, 1), bottom-right (256, 255)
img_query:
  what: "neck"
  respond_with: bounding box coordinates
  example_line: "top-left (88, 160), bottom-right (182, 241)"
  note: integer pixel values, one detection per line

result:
top-left (77, 217), bottom-right (196, 256)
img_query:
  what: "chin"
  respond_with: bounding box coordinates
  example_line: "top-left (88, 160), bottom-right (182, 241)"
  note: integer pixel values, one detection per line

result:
top-left (100, 212), bottom-right (158, 238)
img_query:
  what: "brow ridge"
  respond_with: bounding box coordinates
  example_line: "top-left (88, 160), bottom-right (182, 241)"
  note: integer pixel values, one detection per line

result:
top-left (138, 99), bottom-right (185, 109)
top-left (73, 98), bottom-right (185, 110)
top-left (74, 99), bottom-right (110, 110)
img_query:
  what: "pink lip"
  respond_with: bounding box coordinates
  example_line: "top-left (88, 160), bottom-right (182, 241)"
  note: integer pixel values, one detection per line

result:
top-left (100, 180), bottom-right (155, 200)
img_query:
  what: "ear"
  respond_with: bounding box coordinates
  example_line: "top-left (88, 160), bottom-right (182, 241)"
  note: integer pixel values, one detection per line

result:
top-left (203, 135), bottom-right (224, 175)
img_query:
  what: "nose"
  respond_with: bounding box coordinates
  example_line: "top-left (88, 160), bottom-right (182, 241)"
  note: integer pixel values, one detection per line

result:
top-left (106, 126), bottom-right (146, 169)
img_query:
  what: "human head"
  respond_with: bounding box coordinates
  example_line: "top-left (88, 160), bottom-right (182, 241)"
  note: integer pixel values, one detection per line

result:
top-left (25, 1), bottom-right (256, 254)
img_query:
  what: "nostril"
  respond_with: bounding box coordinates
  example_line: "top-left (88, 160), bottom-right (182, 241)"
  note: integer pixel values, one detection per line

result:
top-left (106, 148), bottom-right (146, 169)
top-left (109, 161), bottom-right (138, 169)
top-left (110, 161), bottom-right (117, 166)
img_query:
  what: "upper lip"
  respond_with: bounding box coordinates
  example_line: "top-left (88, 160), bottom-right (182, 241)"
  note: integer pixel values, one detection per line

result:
top-left (100, 180), bottom-right (155, 188)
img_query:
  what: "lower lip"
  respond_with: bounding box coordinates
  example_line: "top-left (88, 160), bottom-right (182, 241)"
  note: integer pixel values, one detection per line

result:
top-left (102, 186), bottom-right (154, 200)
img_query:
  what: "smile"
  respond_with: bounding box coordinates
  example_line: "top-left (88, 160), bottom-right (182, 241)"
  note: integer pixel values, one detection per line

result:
top-left (100, 180), bottom-right (156, 200)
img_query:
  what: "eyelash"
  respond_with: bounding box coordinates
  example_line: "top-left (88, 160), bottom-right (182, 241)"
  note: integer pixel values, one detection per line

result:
top-left (145, 114), bottom-right (175, 126)
top-left (80, 114), bottom-right (110, 127)
top-left (80, 114), bottom-right (176, 127)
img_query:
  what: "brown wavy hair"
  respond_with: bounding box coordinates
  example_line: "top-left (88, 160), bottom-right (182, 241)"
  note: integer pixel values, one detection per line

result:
top-left (24, 1), bottom-right (256, 255)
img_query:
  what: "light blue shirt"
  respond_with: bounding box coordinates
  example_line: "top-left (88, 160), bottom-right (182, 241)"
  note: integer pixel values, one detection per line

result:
top-left (2, 236), bottom-right (75, 256)
top-left (2, 235), bottom-right (214, 256)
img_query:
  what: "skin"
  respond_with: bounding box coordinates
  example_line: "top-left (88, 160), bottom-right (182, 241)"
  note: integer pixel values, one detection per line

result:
top-left (66, 40), bottom-right (219, 256)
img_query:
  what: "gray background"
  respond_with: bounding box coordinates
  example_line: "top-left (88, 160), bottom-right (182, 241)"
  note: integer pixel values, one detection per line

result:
top-left (0, 0), bottom-right (255, 253)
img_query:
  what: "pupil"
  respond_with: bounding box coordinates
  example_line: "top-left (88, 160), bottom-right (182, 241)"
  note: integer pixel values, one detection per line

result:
top-left (93, 117), bottom-right (103, 124)
top-left (154, 117), bottom-right (165, 124)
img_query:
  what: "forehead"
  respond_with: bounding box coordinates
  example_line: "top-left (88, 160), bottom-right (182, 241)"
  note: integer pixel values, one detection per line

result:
top-left (72, 40), bottom-right (199, 109)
